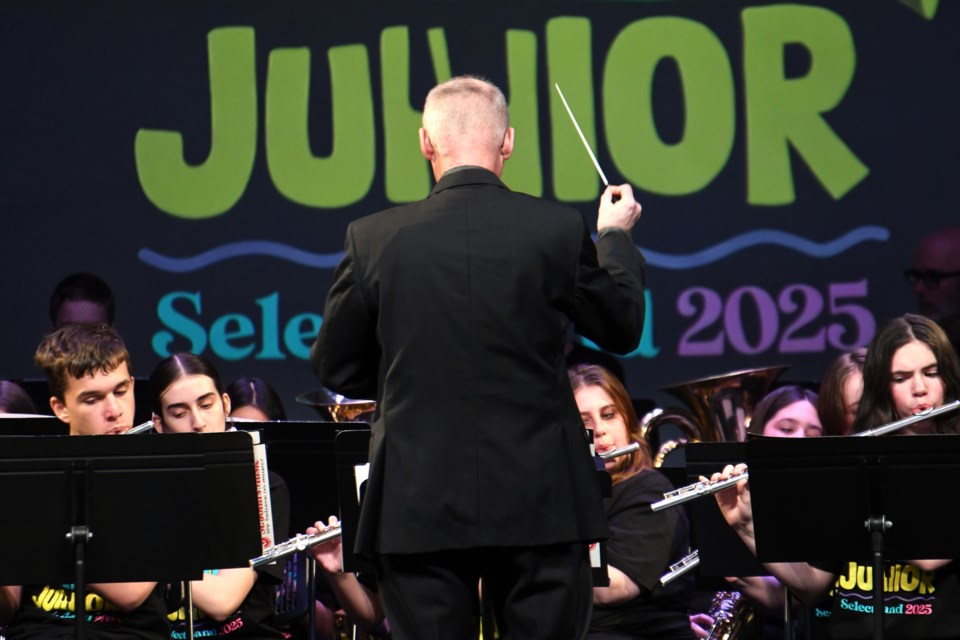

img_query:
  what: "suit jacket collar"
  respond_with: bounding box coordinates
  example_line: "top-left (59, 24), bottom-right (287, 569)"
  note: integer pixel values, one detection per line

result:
top-left (431, 167), bottom-right (507, 196)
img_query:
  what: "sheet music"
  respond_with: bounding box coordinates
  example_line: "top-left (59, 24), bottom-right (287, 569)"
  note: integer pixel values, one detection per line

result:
top-left (247, 430), bottom-right (276, 553)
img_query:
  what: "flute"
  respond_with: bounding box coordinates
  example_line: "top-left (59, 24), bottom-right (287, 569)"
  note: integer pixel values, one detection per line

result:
top-left (650, 400), bottom-right (960, 511)
top-left (249, 524), bottom-right (342, 568)
top-left (599, 442), bottom-right (640, 460)
top-left (125, 420), bottom-right (154, 434)
top-left (854, 399), bottom-right (960, 437)
top-left (650, 472), bottom-right (748, 512)
top-left (660, 549), bottom-right (700, 586)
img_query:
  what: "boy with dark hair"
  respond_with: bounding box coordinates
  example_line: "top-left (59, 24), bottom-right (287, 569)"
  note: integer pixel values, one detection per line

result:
top-left (34, 323), bottom-right (134, 436)
top-left (0, 324), bottom-right (168, 640)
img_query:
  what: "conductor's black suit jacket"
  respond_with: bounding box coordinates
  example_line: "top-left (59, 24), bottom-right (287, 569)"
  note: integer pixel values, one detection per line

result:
top-left (313, 167), bottom-right (646, 556)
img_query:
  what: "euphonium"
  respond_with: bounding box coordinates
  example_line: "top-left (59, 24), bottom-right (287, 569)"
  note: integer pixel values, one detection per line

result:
top-left (641, 365), bottom-right (787, 467)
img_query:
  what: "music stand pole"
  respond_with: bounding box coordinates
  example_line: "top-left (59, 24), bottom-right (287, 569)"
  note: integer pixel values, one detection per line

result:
top-left (866, 516), bottom-right (891, 640)
top-left (67, 524), bottom-right (91, 640)
top-left (307, 557), bottom-right (317, 640)
top-left (782, 587), bottom-right (790, 640)
top-left (186, 582), bottom-right (195, 640)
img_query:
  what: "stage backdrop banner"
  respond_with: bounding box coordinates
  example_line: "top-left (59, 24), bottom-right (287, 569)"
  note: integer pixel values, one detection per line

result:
top-left (1, 0), bottom-right (955, 415)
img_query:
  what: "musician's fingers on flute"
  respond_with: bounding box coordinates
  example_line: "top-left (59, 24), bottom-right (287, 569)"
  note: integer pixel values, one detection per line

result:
top-left (307, 516), bottom-right (340, 535)
top-left (306, 515), bottom-right (344, 573)
top-left (697, 463), bottom-right (747, 487)
top-left (710, 463), bottom-right (748, 484)
top-left (307, 515), bottom-right (341, 536)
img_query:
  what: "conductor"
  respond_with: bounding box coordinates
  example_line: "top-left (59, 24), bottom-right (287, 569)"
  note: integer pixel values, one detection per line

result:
top-left (311, 75), bottom-right (647, 640)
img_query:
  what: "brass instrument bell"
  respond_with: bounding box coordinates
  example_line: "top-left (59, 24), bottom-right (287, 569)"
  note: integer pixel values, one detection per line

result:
top-left (641, 365), bottom-right (788, 467)
top-left (295, 387), bottom-right (376, 423)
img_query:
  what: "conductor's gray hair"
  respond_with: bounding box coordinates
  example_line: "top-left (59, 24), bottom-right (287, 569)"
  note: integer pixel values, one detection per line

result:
top-left (422, 76), bottom-right (509, 154)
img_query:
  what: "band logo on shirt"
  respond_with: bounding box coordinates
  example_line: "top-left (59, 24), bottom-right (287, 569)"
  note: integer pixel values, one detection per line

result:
top-left (830, 562), bottom-right (936, 596)
top-left (169, 607), bottom-right (246, 637)
top-left (31, 585), bottom-right (121, 623)
top-left (818, 562), bottom-right (938, 618)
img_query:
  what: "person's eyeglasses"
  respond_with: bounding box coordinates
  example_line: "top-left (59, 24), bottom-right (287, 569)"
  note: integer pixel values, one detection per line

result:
top-left (903, 269), bottom-right (960, 290)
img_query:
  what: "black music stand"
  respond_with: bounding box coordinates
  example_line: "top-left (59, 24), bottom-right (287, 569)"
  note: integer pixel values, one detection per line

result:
top-left (685, 442), bottom-right (766, 581)
top-left (0, 415), bottom-right (69, 435)
top-left (685, 442), bottom-right (779, 640)
top-left (0, 432), bottom-right (262, 640)
top-left (241, 420), bottom-right (371, 640)
top-left (747, 435), bottom-right (960, 640)
top-left (236, 420), bottom-right (369, 533)
top-left (334, 427), bottom-right (376, 575)
top-left (585, 428), bottom-right (612, 587)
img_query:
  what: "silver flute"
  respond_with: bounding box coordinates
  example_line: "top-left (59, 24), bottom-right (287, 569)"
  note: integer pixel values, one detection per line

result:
top-left (650, 400), bottom-right (960, 511)
top-left (124, 420), bottom-right (154, 434)
top-left (249, 524), bottom-right (342, 568)
top-left (650, 472), bottom-right (749, 512)
top-left (854, 399), bottom-right (960, 437)
top-left (660, 549), bottom-right (700, 586)
top-left (599, 442), bottom-right (640, 460)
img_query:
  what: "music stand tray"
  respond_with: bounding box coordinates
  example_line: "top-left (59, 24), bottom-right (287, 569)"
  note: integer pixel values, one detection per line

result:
top-left (0, 432), bottom-right (262, 585)
top-left (0, 416), bottom-right (69, 435)
top-left (747, 435), bottom-right (960, 639)
top-left (237, 420), bottom-right (369, 534)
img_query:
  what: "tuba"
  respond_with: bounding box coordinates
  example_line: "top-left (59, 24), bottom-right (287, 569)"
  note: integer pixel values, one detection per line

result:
top-left (641, 365), bottom-right (787, 467)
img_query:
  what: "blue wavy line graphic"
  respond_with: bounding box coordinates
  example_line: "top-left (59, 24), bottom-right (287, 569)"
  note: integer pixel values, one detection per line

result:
top-left (835, 591), bottom-right (933, 603)
top-left (138, 241), bottom-right (344, 273)
top-left (138, 226), bottom-right (889, 274)
top-left (643, 225), bottom-right (889, 270)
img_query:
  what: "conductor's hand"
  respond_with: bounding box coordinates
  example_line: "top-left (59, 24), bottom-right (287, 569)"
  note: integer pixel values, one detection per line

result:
top-left (597, 183), bottom-right (641, 232)
top-left (306, 516), bottom-right (344, 575)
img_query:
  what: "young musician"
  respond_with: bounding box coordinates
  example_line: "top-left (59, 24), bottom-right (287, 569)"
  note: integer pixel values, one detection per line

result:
top-left (149, 353), bottom-right (290, 640)
top-left (817, 349), bottom-right (866, 437)
top-left (851, 314), bottom-right (960, 435)
top-left (713, 314), bottom-right (960, 638)
top-left (569, 364), bottom-right (695, 639)
top-left (747, 385), bottom-right (822, 439)
top-left (225, 377), bottom-right (287, 422)
top-left (719, 386), bottom-right (824, 637)
top-left (0, 380), bottom-right (37, 414)
top-left (1, 324), bottom-right (169, 640)
top-left (49, 272), bottom-right (116, 328)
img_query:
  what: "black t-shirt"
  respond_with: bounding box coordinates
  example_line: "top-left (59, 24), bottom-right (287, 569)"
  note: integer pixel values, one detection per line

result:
top-left (808, 560), bottom-right (960, 639)
top-left (167, 472), bottom-right (290, 640)
top-left (7, 583), bottom-right (169, 640)
top-left (589, 469), bottom-right (695, 640)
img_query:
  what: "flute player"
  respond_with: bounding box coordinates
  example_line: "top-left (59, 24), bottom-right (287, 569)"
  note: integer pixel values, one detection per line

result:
top-left (2, 324), bottom-right (169, 640)
top-left (712, 315), bottom-right (960, 638)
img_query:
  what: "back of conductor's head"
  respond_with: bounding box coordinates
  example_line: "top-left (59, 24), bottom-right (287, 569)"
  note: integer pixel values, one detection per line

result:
top-left (420, 75), bottom-right (514, 179)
